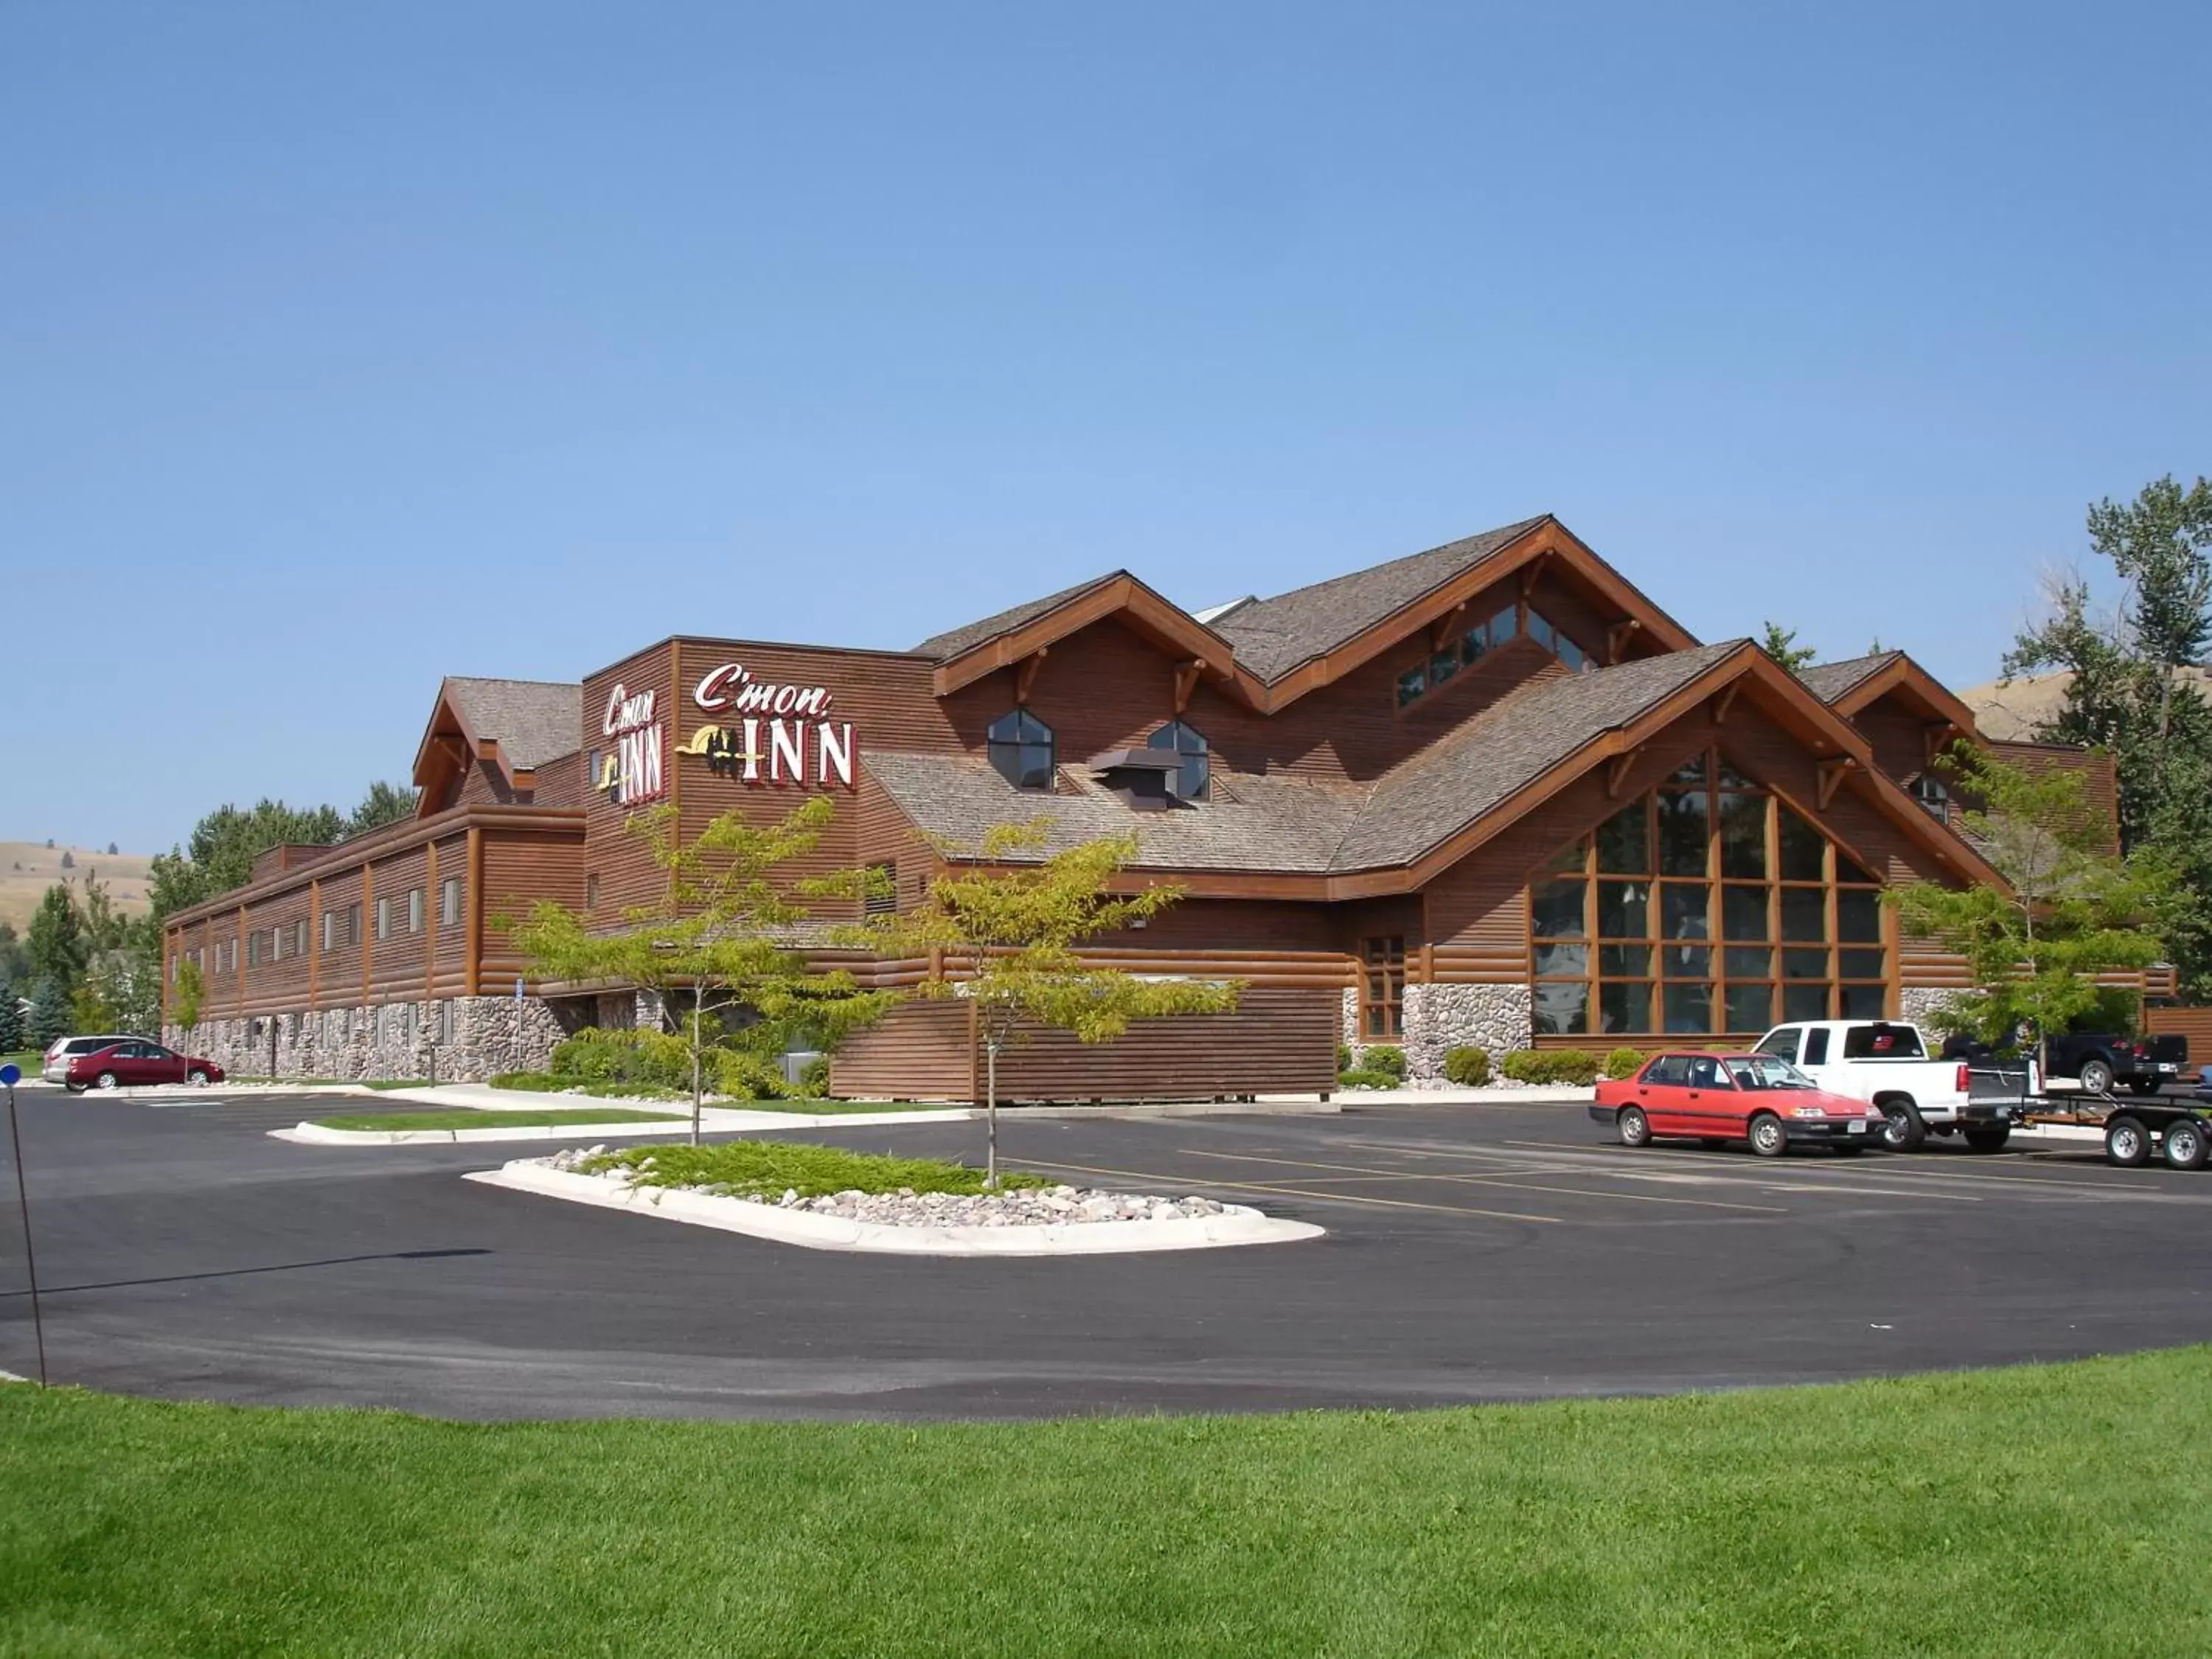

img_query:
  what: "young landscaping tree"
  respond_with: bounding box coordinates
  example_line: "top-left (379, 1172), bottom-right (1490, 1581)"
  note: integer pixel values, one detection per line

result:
top-left (842, 824), bottom-right (1243, 1188)
top-left (510, 796), bottom-right (895, 1145)
top-left (1888, 745), bottom-right (2168, 1073)
top-left (172, 956), bottom-right (205, 1060)
top-left (1759, 622), bottom-right (1818, 676)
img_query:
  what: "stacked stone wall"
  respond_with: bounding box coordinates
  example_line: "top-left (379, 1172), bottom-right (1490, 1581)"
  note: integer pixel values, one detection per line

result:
top-left (166, 996), bottom-right (564, 1082)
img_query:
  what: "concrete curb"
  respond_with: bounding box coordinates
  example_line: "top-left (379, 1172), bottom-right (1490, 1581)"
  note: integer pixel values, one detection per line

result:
top-left (272, 1107), bottom-right (978, 1146)
top-left (463, 1160), bottom-right (1327, 1256)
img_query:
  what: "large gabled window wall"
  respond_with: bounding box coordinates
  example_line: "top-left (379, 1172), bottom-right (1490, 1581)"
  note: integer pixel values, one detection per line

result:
top-left (1528, 751), bottom-right (1890, 1037)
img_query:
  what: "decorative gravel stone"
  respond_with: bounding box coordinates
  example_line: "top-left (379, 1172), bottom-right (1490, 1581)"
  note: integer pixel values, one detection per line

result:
top-left (533, 1150), bottom-right (1228, 1229)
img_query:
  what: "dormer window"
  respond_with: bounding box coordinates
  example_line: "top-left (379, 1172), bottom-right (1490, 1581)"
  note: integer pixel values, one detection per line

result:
top-left (988, 709), bottom-right (1056, 790)
top-left (1912, 772), bottom-right (1950, 821)
top-left (1147, 720), bottom-right (1210, 801)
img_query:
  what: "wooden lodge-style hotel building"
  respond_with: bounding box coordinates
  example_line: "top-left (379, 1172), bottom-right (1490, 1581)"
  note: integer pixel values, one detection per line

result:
top-left (161, 515), bottom-right (2111, 1095)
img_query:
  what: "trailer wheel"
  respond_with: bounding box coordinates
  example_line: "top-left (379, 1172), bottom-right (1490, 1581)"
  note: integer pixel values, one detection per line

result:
top-left (1615, 1105), bottom-right (1652, 1149)
top-left (2105, 1116), bottom-right (2150, 1168)
top-left (2163, 1117), bottom-right (2209, 1172)
top-left (1879, 1099), bottom-right (1927, 1152)
top-left (1963, 1126), bottom-right (2011, 1154)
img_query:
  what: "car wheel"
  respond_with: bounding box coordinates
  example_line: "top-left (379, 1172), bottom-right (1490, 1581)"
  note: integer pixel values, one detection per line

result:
top-left (2079, 1058), bottom-right (2114, 1095)
top-left (2105, 1116), bottom-right (2150, 1167)
top-left (1964, 1127), bottom-right (2011, 1154)
top-left (1748, 1113), bottom-right (1787, 1158)
top-left (65, 1082), bottom-right (86, 1095)
top-left (2127, 1077), bottom-right (2162, 1097)
top-left (95, 1071), bottom-right (119, 1091)
top-left (187, 1069), bottom-right (210, 1087)
top-left (2163, 1118), bottom-right (2210, 1172)
top-left (1880, 1099), bottom-right (1927, 1152)
top-left (1616, 1105), bottom-right (1652, 1148)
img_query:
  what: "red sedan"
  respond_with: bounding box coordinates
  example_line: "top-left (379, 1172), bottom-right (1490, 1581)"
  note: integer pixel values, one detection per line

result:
top-left (1589, 1051), bottom-right (1885, 1157)
top-left (63, 1040), bottom-right (224, 1093)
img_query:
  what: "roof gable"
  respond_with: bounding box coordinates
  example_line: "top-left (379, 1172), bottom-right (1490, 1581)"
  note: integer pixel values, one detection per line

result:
top-left (412, 675), bottom-right (582, 806)
top-left (1800, 651), bottom-right (1978, 734)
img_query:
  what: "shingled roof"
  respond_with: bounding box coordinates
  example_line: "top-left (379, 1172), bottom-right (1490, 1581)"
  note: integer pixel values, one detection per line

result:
top-left (442, 677), bottom-right (583, 769)
top-left (912, 574), bottom-right (1120, 662)
top-left (1208, 515), bottom-right (1551, 683)
top-left (866, 644), bottom-right (1746, 877)
top-left (1795, 652), bottom-right (1902, 706)
top-left (1329, 644), bottom-right (1744, 869)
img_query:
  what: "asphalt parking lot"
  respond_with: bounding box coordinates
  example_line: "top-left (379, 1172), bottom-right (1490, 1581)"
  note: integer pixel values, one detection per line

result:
top-left (4, 1088), bottom-right (2211, 1421)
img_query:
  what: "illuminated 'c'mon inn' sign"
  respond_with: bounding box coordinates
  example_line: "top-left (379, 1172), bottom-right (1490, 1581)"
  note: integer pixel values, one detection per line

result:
top-left (677, 661), bottom-right (857, 790)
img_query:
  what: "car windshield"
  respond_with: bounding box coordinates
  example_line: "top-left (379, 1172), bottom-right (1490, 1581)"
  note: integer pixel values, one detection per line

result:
top-left (1723, 1056), bottom-right (1818, 1090)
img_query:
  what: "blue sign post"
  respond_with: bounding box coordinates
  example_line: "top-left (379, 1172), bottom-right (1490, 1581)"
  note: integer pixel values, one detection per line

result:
top-left (0, 1062), bottom-right (46, 1387)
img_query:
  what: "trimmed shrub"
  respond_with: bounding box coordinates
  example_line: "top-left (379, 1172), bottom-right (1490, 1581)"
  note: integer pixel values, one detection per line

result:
top-left (799, 1055), bottom-right (832, 1098)
top-left (1363, 1045), bottom-right (1408, 1079)
top-left (1337, 1043), bottom-right (1352, 1071)
top-left (1501, 1049), bottom-right (1601, 1086)
top-left (549, 1026), bottom-right (694, 1089)
top-left (709, 1047), bottom-right (788, 1101)
top-left (1336, 1068), bottom-right (1402, 1091)
top-left (1603, 1047), bottom-right (1646, 1080)
top-left (1442, 1046), bottom-right (1492, 1087)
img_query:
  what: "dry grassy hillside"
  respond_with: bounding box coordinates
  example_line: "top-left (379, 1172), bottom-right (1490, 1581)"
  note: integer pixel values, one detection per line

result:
top-left (0, 841), bottom-right (156, 933)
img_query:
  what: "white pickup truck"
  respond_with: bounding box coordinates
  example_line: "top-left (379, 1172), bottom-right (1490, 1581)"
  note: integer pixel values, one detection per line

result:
top-left (1751, 1020), bottom-right (2020, 1153)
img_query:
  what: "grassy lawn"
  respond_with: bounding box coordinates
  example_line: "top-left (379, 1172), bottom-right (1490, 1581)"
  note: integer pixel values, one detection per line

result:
top-left (3, 1350), bottom-right (2210, 1655)
top-left (582, 1138), bottom-right (1050, 1197)
top-left (310, 1107), bottom-right (684, 1132)
top-left (0, 1050), bottom-right (39, 1075)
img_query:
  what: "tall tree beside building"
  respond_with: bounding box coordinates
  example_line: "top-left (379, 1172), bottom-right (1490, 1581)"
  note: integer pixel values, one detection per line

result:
top-left (27, 978), bottom-right (72, 1048)
top-left (149, 799), bottom-right (349, 918)
top-left (2005, 474), bottom-right (2212, 992)
top-left (1889, 747), bottom-right (2168, 1065)
top-left (1759, 622), bottom-right (1818, 675)
top-left (511, 797), bottom-right (895, 1144)
top-left (347, 782), bottom-right (420, 838)
top-left (170, 958), bottom-right (204, 1058)
top-left (26, 885), bottom-right (86, 994)
top-left (844, 824), bottom-right (1242, 1188)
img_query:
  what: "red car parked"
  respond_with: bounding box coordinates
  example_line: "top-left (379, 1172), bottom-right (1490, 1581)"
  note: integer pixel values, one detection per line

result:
top-left (63, 1040), bottom-right (224, 1093)
top-left (1589, 1051), bottom-right (1885, 1157)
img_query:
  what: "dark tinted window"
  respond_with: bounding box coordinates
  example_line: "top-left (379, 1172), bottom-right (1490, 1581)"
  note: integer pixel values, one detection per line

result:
top-left (987, 709), bottom-right (1056, 791)
top-left (1644, 1054), bottom-right (1691, 1085)
top-left (1802, 1025), bottom-right (1832, 1063)
top-left (1841, 1022), bottom-right (1922, 1059)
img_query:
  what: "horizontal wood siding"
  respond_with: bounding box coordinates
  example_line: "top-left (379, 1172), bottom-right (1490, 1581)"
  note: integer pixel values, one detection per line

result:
top-left (830, 998), bottom-right (973, 1101)
top-left (992, 987), bottom-right (1340, 1102)
top-left (479, 829), bottom-right (588, 988)
top-left (2145, 1005), bottom-right (2212, 1060)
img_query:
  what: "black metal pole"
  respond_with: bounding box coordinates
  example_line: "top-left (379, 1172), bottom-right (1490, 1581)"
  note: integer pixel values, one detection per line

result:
top-left (6, 1085), bottom-right (47, 1388)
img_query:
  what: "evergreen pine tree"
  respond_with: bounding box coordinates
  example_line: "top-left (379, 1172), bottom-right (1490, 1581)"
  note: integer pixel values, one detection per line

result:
top-left (27, 978), bottom-right (72, 1048)
top-left (0, 981), bottom-right (22, 1053)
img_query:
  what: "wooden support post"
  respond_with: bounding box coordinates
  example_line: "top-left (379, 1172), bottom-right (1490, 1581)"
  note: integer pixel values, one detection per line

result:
top-left (1606, 748), bottom-right (1642, 799)
top-left (425, 840), bottom-right (440, 1001)
top-left (1172, 658), bottom-right (1206, 714)
top-left (360, 863), bottom-right (374, 1004)
top-left (1428, 602), bottom-right (1467, 653)
top-left (1711, 683), bottom-right (1742, 726)
top-left (1607, 619), bottom-right (1642, 664)
top-left (463, 827), bottom-right (483, 997)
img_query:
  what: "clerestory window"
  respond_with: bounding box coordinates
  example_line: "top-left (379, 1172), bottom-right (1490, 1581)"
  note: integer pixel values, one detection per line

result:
top-left (988, 709), bottom-right (1056, 791)
top-left (1146, 720), bottom-right (1210, 801)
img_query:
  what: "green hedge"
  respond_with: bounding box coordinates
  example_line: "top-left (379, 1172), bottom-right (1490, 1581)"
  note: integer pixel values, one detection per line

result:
top-left (1337, 1068), bottom-right (1402, 1091)
top-left (1501, 1049), bottom-right (1600, 1087)
top-left (1603, 1047), bottom-right (1646, 1080)
top-left (1442, 1046), bottom-right (1491, 1087)
top-left (551, 1028), bottom-right (695, 1089)
top-left (1362, 1046), bottom-right (1408, 1079)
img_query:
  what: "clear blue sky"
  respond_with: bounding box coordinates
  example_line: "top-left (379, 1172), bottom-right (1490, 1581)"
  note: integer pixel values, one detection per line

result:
top-left (7, 1), bottom-right (2208, 853)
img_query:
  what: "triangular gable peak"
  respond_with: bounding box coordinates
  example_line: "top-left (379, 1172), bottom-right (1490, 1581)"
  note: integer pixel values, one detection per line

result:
top-left (1804, 650), bottom-right (1980, 733)
top-left (926, 571), bottom-right (1260, 709)
top-left (411, 675), bottom-right (582, 812)
top-left (1338, 644), bottom-right (2006, 898)
top-left (1218, 515), bottom-right (1703, 713)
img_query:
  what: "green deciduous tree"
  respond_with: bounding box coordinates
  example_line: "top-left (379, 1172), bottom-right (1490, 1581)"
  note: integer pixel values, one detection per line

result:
top-left (512, 796), bottom-right (894, 1144)
top-left (149, 799), bottom-right (349, 917)
top-left (1759, 622), bottom-right (1818, 676)
top-left (842, 824), bottom-right (1243, 1187)
top-left (2006, 474), bottom-right (2212, 992)
top-left (347, 781), bottom-right (420, 838)
top-left (26, 885), bottom-right (85, 994)
top-left (1889, 747), bottom-right (2168, 1068)
top-left (171, 957), bottom-right (205, 1057)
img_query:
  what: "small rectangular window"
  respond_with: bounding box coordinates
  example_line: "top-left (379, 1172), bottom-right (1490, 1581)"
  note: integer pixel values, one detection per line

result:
top-left (441, 877), bottom-right (462, 927)
top-left (323, 911), bottom-right (335, 952)
top-left (408, 888), bottom-right (425, 933)
top-left (247, 932), bottom-right (260, 967)
top-left (1360, 936), bottom-right (1405, 1037)
top-left (347, 903), bottom-right (362, 947)
top-left (294, 919), bottom-right (309, 959)
top-left (375, 897), bottom-right (391, 941)
top-left (1396, 664), bottom-right (1427, 708)
top-left (585, 874), bottom-right (600, 911)
top-left (864, 862), bottom-right (896, 917)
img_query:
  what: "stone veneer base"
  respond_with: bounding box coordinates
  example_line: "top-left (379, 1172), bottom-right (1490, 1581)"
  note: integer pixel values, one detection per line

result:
top-left (167, 995), bottom-right (566, 1085)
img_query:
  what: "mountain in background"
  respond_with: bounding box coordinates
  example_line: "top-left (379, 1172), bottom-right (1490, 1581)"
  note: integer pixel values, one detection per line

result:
top-left (0, 840), bottom-right (155, 932)
top-left (1957, 669), bottom-right (2212, 744)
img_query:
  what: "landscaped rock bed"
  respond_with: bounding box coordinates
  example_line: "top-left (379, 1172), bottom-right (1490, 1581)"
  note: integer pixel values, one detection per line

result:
top-left (538, 1144), bottom-right (1230, 1228)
